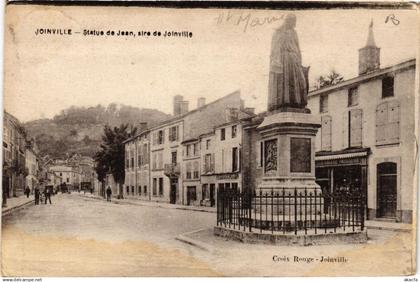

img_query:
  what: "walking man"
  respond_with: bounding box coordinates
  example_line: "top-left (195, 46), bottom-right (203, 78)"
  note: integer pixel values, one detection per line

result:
top-left (34, 185), bottom-right (40, 205)
top-left (44, 186), bottom-right (52, 205)
top-left (106, 186), bottom-right (112, 202)
top-left (24, 186), bottom-right (30, 198)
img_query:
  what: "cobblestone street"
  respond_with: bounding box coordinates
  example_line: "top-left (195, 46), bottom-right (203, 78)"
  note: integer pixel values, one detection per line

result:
top-left (2, 193), bottom-right (415, 277)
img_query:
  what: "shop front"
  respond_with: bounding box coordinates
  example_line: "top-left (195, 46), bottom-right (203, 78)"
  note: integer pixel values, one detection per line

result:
top-left (315, 148), bottom-right (370, 213)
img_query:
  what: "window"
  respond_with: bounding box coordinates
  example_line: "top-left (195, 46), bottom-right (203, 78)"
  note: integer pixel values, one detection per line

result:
top-left (131, 157), bottom-right (134, 168)
top-left (131, 186), bottom-right (134, 194)
top-left (186, 145), bottom-right (191, 157)
top-left (169, 126), bottom-right (179, 142)
top-left (193, 143), bottom-right (198, 156)
top-left (382, 76), bottom-right (394, 98)
top-left (143, 144), bottom-right (148, 164)
top-left (158, 130), bottom-right (164, 144)
top-left (138, 154), bottom-right (142, 166)
top-left (159, 178), bottom-right (163, 196)
top-left (171, 151), bottom-right (177, 164)
top-left (60, 173), bottom-right (62, 176)
top-left (186, 162), bottom-right (192, 179)
top-left (232, 125), bottom-right (237, 138)
top-left (321, 116), bottom-right (332, 151)
top-left (126, 186), bottom-right (129, 194)
top-left (152, 178), bottom-right (157, 196)
top-left (152, 153), bottom-right (157, 170)
top-left (66, 178), bottom-right (69, 183)
top-left (232, 147), bottom-right (239, 172)
top-left (221, 128), bottom-right (226, 141)
top-left (204, 154), bottom-right (213, 174)
top-left (159, 152), bottom-right (164, 169)
top-left (138, 185), bottom-right (141, 195)
top-left (206, 139), bottom-right (211, 150)
top-left (193, 161), bottom-right (199, 179)
top-left (320, 94), bottom-right (328, 113)
top-left (348, 87), bottom-right (358, 107)
top-left (144, 185), bottom-right (147, 194)
top-left (232, 183), bottom-right (238, 193)
top-left (376, 101), bottom-right (400, 145)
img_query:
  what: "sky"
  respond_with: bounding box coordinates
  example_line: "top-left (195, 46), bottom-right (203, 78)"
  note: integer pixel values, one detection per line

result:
top-left (4, 6), bottom-right (418, 122)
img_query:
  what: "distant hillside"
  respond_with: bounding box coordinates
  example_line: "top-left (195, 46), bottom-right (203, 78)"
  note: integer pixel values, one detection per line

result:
top-left (24, 104), bottom-right (171, 159)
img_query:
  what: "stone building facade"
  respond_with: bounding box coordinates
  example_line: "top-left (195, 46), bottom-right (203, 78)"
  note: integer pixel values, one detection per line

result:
top-left (3, 111), bottom-right (28, 198)
top-left (123, 129), bottom-right (150, 200)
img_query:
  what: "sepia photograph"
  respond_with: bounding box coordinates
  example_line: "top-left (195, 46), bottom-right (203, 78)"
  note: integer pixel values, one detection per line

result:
top-left (1, 2), bottom-right (418, 278)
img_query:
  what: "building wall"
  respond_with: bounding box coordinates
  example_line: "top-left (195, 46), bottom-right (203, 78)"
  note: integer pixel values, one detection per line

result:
top-left (307, 65), bottom-right (416, 222)
top-left (182, 140), bottom-right (201, 206)
top-left (124, 132), bottom-right (150, 200)
top-left (150, 121), bottom-right (183, 203)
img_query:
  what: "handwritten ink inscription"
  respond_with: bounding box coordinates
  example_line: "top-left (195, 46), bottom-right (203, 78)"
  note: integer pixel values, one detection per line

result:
top-left (385, 14), bottom-right (400, 25)
top-left (214, 11), bottom-right (284, 33)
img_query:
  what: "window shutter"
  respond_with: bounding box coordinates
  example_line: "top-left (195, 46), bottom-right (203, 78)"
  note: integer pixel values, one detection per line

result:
top-left (321, 115), bottom-right (332, 151)
top-left (376, 102), bottom-right (388, 145)
top-left (388, 101), bottom-right (400, 144)
top-left (350, 109), bottom-right (363, 147)
top-left (342, 111), bottom-right (349, 149)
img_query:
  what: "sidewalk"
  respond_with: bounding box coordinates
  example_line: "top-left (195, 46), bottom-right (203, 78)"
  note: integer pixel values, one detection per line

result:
top-left (365, 219), bottom-right (413, 232)
top-left (78, 193), bottom-right (217, 213)
top-left (2, 195), bottom-right (34, 216)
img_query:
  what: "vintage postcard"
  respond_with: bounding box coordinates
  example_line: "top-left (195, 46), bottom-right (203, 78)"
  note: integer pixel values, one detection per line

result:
top-left (1, 2), bottom-right (418, 278)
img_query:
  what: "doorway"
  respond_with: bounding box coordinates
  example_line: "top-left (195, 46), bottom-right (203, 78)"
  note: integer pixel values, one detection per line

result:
top-left (210, 184), bottom-right (215, 207)
top-left (170, 178), bottom-right (177, 204)
top-left (377, 162), bottom-right (397, 218)
top-left (187, 186), bottom-right (196, 206)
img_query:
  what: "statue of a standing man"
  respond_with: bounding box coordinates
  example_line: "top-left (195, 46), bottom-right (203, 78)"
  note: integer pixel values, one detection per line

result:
top-left (268, 14), bottom-right (309, 112)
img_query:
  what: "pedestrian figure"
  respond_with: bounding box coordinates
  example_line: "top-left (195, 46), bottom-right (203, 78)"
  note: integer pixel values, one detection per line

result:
top-left (44, 186), bottom-right (52, 205)
top-left (25, 186), bottom-right (31, 198)
top-left (106, 186), bottom-right (112, 202)
top-left (34, 186), bottom-right (40, 205)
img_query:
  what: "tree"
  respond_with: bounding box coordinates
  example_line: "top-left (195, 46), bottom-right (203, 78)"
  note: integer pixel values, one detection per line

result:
top-left (314, 70), bottom-right (344, 89)
top-left (94, 124), bottom-right (137, 199)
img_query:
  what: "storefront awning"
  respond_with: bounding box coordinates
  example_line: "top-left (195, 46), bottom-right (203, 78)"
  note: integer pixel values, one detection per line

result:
top-left (316, 151), bottom-right (369, 161)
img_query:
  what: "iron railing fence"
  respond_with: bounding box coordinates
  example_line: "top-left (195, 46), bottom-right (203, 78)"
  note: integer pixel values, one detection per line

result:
top-left (216, 188), bottom-right (365, 235)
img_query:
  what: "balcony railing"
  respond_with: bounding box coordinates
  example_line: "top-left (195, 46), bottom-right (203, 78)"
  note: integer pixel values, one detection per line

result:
top-left (164, 163), bottom-right (180, 177)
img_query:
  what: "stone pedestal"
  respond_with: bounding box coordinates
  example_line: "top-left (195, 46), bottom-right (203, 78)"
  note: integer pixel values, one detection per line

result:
top-left (255, 111), bottom-right (322, 217)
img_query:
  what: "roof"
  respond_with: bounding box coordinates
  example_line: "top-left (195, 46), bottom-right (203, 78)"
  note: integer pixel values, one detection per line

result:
top-left (309, 58), bottom-right (415, 97)
top-left (365, 20), bottom-right (377, 48)
top-left (150, 90), bottom-right (241, 131)
top-left (122, 129), bottom-right (150, 144)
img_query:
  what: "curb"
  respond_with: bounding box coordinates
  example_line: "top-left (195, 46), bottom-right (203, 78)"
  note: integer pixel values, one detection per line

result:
top-left (2, 199), bottom-right (35, 216)
top-left (175, 229), bottom-right (214, 252)
top-left (78, 194), bottom-right (216, 214)
top-left (366, 225), bottom-right (412, 233)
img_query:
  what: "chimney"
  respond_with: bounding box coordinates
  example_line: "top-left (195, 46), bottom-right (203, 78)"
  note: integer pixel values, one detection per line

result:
top-left (179, 101), bottom-right (189, 115)
top-left (358, 20), bottom-right (380, 75)
top-left (244, 107), bottom-right (255, 115)
top-left (139, 122), bottom-right (148, 132)
top-left (197, 97), bottom-right (206, 108)
top-left (173, 95), bottom-right (183, 116)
